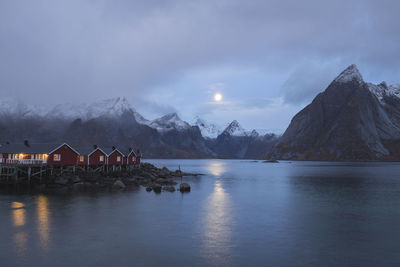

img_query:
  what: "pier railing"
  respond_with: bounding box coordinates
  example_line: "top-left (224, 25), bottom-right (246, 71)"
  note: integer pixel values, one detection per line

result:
top-left (0, 159), bottom-right (47, 165)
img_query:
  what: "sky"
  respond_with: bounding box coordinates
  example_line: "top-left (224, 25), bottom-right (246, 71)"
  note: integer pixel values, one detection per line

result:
top-left (1, 0), bottom-right (400, 133)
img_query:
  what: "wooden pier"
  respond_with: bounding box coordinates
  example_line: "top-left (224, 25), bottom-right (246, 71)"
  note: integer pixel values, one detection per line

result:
top-left (0, 163), bottom-right (140, 186)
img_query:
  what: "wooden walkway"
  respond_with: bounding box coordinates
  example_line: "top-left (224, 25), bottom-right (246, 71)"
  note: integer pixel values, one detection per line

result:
top-left (0, 163), bottom-right (140, 185)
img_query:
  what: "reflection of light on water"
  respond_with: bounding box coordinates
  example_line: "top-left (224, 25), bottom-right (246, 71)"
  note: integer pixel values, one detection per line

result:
top-left (12, 202), bottom-right (26, 227)
top-left (36, 195), bottom-right (51, 250)
top-left (202, 181), bottom-right (233, 265)
top-left (207, 161), bottom-right (226, 176)
top-left (14, 232), bottom-right (28, 254)
top-left (11, 202), bottom-right (28, 258)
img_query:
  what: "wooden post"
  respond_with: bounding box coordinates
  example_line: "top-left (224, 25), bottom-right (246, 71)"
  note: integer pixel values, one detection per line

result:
top-left (179, 165), bottom-right (183, 184)
top-left (28, 167), bottom-right (31, 185)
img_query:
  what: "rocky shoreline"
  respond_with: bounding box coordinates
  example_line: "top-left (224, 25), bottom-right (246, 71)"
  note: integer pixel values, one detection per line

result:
top-left (2, 163), bottom-right (201, 193)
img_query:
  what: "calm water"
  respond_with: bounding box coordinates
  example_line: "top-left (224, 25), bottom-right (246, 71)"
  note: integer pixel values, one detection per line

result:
top-left (1, 160), bottom-right (400, 266)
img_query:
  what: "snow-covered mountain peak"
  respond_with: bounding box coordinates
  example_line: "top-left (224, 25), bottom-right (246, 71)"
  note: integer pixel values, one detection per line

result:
top-left (89, 97), bottom-right (133, 117)
top-left (334, 64), bottom-right (364, 84)
top-left (162, 112), bottom-right (180, 121)
top-left (250, 129), bottom-right (259, 137)
top-left (193, 116), bottom-right (222, 138)
top-left (0, 97), bottom-right (47, 118)
top-left (222, 120), bottom-right (249, 136)
top-left (46, 97), bottom-right (151, 124)
top-left (368, 82), bottom-right (400, 103)
top-left (149, 112), bottom-right (191, 132)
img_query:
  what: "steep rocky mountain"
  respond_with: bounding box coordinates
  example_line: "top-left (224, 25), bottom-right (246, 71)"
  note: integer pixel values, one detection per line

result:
top-left (221, 120), bottom-right (250, 136)
top-left (209, 120), bottom-right (279, 159)
top-left (147, 113), bottom-right (214, 157)
top-left (192, 116), bottom-right (222, 139)
top-left (267, 64), bottom-right (400, 161)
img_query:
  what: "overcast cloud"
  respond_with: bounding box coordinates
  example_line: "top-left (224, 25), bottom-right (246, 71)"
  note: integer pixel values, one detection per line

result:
top-left (1, 0), bottom-right (400, 132)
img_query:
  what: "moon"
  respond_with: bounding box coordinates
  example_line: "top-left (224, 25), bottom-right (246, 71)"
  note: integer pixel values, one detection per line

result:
top-left (214, 93), bottom-right (223, 102)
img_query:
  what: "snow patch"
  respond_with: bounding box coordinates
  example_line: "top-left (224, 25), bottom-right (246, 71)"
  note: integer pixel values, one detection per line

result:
top-left (222, 120), bottom-right (251, 136)
top-left (47, 97), bottom-right (147, 122)
top-left (149, 113), bottom-right (191, 132)
top-left (192, 116), bottom-right (222, 138)
top-left (0, 97), bottom-right (47, 118)
top-left (368, 82), bottom-right (400, 103)
top-left (334, 64), bottom-right (364, 84)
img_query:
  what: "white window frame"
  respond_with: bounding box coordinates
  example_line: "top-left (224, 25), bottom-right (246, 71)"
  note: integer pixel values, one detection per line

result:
top-left (79, 155), bottom-right (84, 162)
top-left (117, 156), bottom-right (121, 162)
top-left (99, 155), bottom-right (104, 162)
top-left (54, 154), bottom-right (61, 161)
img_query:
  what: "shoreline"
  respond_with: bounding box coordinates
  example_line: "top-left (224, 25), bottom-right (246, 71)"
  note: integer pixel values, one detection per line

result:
top-left (0, 162), bottom-right (201, 193)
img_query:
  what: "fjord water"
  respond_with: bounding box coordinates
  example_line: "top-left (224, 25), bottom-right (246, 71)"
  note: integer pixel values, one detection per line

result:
top-left (1, 160), bottom-right (400, 266)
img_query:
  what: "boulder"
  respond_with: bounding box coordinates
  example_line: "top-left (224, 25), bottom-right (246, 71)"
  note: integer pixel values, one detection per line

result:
top-left (146, 187), bottom-right (152, 192)
top-left (155, 178), bottom-right (167, 185)
top-left (179, 183), bottom-right (191, 192)
top-left (166, 180), bottom-right (177, 185)
top-left (162, 167), bottom-right (169, 172)
top-left (152, 183), bottom-right (162, 193)
top-left (112, 180), bottom-right (126, 191)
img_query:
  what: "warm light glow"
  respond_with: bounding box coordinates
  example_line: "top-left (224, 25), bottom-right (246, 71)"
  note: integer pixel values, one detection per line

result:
top-left (214, 93), bottom-right (223, 102)
top-left (14, 232), bottom-right (28, 254)
top-left (12, 202), bottom-right (25, 209)
top-left (19, 153), bottom-right (24, 159)
top-left (36, 195), bottom-right (51, 250)
top-left (12, 202), bottom-right (26, 227)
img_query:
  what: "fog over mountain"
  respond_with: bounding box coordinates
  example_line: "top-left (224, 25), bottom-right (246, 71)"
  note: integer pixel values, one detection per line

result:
top-left (0, 97), bottom-right (276, 159)
top-left (2, 1), bottom-right (400, 133)
top-left (3, 64), bottom-right (400, 161)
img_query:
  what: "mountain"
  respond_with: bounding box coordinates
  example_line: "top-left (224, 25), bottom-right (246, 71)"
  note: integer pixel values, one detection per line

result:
top-left (47, 97), bottom-right (149, 124)
top-left (267, 64), bottom-right (400, 161)
top-left (0, 98), bottom-right (47, 118)
top-left (0, 96), bottom-right (278, 159)
top-left (149, 113), bottom-right (191, 132)
top-left (192, 116), bottom-right (222, 138)
top-left (209, 120), bottom-right (278, 158)
top-left (221, 120), bottom-right (250, 136)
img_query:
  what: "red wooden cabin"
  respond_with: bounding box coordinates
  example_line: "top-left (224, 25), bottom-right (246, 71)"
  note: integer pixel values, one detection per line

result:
top-left (106, 147), bottom-right (124, 166)
top-left (48, 143), bottom-right (80, 166)
top-left (88, 147), bottom-right (107, 166)
top-left (125, 149), bottom-right (137, 165)
top-left (135, 149), bottom-right (142, 164)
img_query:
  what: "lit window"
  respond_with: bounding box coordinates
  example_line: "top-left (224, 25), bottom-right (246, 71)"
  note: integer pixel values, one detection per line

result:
top-left (117, 156), bottom-right (121, 162)
top-left (99, 155), bottom-right (104, 162)
top-left (54, 154), bottom-right (61, 161)
top-left (79, 155), bottom-right (84, 162)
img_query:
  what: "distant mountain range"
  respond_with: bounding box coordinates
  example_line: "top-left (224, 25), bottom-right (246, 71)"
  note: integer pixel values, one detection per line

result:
top-left (0, 97), bottom-right (277, 159)
top-left (3, 64), bottom-right (399, 161)
top-left (267, 64), bottom-right (400, 161)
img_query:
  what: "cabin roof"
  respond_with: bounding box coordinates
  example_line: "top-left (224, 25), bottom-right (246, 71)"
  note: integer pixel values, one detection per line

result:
top-left (0, 143), bottom-right (60, 154)
top-left (123, 149), bottom-right (136, 157)
top-left (103, 147), bottom-right (126, 156)
top-left (72, 146), bottom-right (100, 156)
